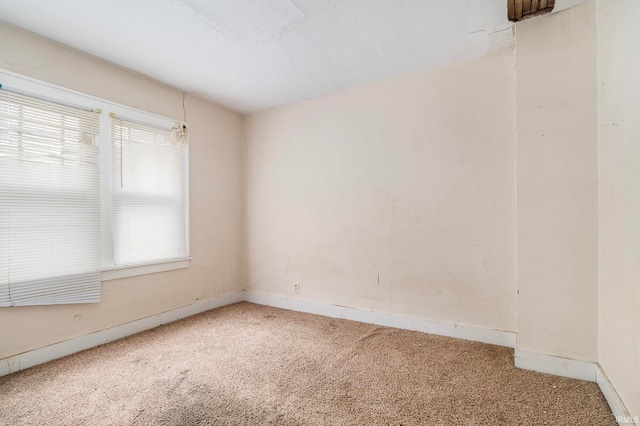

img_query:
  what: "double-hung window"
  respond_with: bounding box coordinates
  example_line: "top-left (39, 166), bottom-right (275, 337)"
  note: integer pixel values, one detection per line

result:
top-left (0, 88), bottom-right (101, 306)
top-left (0, 70), bottom-right (190, 306)
top-left (110, 116), bottom-right (188, 265)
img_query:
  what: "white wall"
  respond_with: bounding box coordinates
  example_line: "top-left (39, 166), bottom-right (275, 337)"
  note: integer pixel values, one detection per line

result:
top-left (516, 1), bottom-right (599, 362)
top-left (245, 50), bottom-right (517, 332)
top-left (0, 24), bottom-right (244, 360)
top-left (598, 0), bottom-right (640, 417)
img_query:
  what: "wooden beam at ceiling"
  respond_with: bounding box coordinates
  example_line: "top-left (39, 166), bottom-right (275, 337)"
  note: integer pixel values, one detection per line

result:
top-left (532, 0), bottom-right (540, 12)
top-left (508, 0), bottom-right (555, 22)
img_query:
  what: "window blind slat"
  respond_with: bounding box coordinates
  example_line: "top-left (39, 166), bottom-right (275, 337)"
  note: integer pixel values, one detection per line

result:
top-left (0, 272), bottom-right (101, 307)
top-left (0, 88), bottom-right (101, 307)
top-left (0, 90), bottom-right (100, 135)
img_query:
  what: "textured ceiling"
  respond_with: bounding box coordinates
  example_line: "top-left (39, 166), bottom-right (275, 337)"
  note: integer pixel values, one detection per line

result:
top-left (0, 0), bottom-right (585, 114)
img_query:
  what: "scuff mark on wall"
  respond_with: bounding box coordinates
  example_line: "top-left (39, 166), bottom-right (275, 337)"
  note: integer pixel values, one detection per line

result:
top-left (283, 256), bottom-right (291, 278)
top-left (249, 268), bottom-right (266, 288)
top-left (472, 181), bottom-right (509, 218)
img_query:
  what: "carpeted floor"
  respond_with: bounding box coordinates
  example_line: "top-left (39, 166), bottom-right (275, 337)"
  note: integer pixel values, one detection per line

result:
top-left (0, 302), bottom-right (614, 425)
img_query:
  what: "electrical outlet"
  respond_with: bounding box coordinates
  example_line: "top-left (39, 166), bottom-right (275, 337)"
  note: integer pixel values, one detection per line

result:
top-left (293, 282), bottom-right (300, 293)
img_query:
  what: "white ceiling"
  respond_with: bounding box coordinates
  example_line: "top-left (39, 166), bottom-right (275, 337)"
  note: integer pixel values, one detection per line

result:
top-left (0, 0), bottom-right (584, 114)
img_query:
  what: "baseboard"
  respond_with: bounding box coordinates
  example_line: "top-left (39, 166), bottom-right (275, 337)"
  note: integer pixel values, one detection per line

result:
top-left (2, 288), bottom-right (633, 423)
top-left (516, 355), bottom-right (638, 422)
top-left (597, 365), bottom-right (635, 424)
top-left (243, 291), bottom-right (516, 348)
top-left (0, 291), bottom-right (244, 377)
top-left (0, 290), bottom-right (516, 376)
top-left (514, 349), bottom-right (597, 382)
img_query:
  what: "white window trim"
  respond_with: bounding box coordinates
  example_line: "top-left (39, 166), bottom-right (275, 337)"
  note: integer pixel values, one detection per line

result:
top-left (101, 257), bottom-right (192, 281)
top-left (0, 69), bottom-right (191, 281)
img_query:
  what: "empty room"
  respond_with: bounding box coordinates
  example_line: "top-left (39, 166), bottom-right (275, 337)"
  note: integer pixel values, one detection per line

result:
top-left (0, 0), bottom-right (637, 424)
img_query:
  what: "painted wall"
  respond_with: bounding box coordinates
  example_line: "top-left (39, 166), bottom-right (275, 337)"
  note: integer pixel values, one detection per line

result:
top-left (0, 24), bottom-right (244, 360)
top-left (244, 50), bottom-right (517, 332)
top-left (516, 2), bottom-right (598, 361)
top-left (598, 0), bottom-right (640, 417)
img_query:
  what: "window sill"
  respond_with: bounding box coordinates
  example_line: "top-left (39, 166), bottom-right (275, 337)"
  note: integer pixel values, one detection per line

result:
top-left (101, 258), bottom-right (191, 281)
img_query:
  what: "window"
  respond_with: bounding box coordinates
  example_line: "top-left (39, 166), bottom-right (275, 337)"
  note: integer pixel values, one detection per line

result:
top-left (0, 70), bottom-right (190, 306)
top-left (0, 89), bottom-right (101, 306)
top-left (110, 116), bottom-right (188, 265)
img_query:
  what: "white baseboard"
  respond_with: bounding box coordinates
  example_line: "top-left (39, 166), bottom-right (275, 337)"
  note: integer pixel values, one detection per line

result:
top-left (0, 291), bottom-right (244, 377)
top-left (514, 351), bottom-right (636, 421)
top-left (2, 288), bottom-right (633, 424)
top-left (0, 290), bottom-right (516, 377)
top-left (597, 365), bottom-right (634, 423)
top-left (514, 349), bottom-right (597, 382)
top-left (243, 291), bottom-right (516, 348)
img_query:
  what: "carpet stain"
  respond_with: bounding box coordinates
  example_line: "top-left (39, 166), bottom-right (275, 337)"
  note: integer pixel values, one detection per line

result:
top-left (167, 370), bottom-right (190, 396)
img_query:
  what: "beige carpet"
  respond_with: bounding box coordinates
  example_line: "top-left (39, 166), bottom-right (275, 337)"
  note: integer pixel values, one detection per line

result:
top-left (0, 302), bottom-right (614, 425)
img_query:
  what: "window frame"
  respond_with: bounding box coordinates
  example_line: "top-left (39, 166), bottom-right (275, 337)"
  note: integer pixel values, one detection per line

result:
top-left (106, 113), bottom-right (191, 275)
top-left (0, 69), bottom-right (191, 283)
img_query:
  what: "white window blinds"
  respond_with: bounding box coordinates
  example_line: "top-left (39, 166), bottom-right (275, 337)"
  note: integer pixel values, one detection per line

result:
top-left (111, 116), bottom-right (187, 266)
top-left (0, 89), bottom-right (101, 306)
